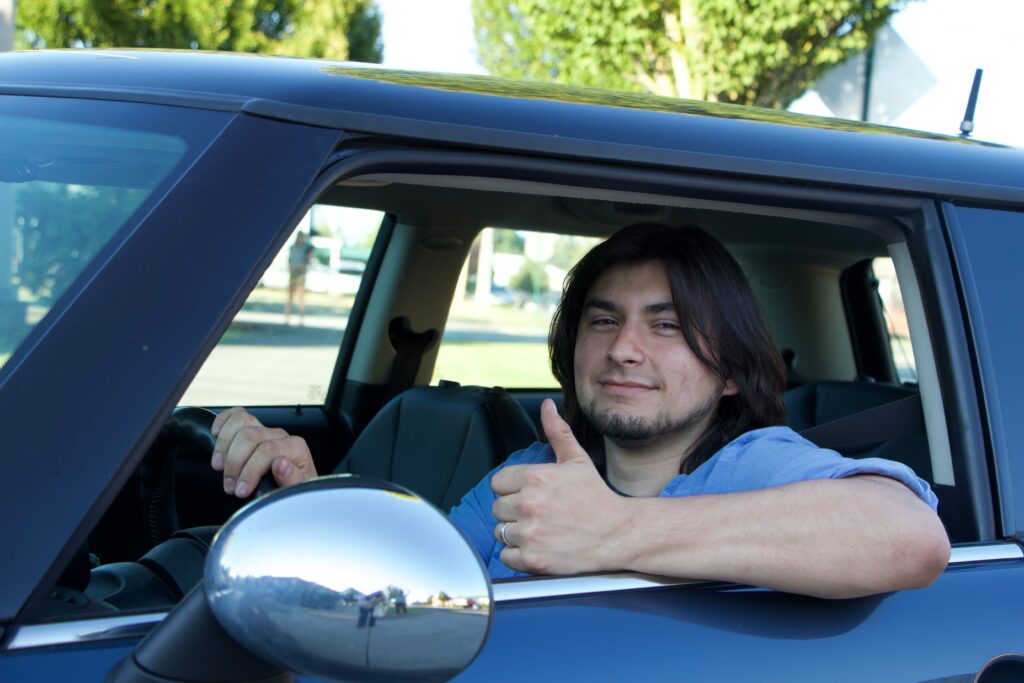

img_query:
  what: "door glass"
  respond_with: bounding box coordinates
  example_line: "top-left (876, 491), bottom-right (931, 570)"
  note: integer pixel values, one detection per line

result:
top-left (0, 97), bottom-right (223, 372)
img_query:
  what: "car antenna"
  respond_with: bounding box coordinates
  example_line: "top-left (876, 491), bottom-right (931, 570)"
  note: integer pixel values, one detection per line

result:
top-left (959, 68), bottom-right (983, 137)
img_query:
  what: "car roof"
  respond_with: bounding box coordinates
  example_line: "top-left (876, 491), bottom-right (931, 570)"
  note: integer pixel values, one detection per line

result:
top-left (2, 49), bottom-right (1022, 204)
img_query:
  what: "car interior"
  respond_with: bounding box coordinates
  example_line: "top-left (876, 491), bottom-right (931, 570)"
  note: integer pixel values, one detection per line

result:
top-left (33, 166), bottom-right (982, 622)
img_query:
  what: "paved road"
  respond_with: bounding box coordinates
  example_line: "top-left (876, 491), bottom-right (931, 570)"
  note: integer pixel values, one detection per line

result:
top-left (266, 604), bottom-right (488, 675)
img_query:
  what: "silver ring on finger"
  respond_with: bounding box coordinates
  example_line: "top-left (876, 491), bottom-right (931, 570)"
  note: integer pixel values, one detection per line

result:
top-left (499, 521), bottom-right (514, 548)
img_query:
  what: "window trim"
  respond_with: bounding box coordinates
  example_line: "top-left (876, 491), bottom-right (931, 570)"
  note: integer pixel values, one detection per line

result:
top-left (890, 242), bottom-right (955, 487)
top-left (8, 543), bottom-right (1021, 652)
top-left (304, 145), bottom-right (995, 539)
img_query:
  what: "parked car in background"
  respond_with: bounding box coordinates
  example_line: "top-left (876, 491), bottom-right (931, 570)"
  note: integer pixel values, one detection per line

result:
top-left (1, 49), bottom-right (1023, 682)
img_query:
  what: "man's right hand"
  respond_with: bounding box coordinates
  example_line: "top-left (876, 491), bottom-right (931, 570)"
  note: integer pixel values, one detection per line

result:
top-left (211, 407), bottom-right (319, 498)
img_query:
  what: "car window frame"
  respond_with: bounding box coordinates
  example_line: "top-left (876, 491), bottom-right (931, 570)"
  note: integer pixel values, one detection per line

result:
top-left (311, 144), bottom-right (996, 543)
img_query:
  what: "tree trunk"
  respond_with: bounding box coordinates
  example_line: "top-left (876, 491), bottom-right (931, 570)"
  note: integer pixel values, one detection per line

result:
top-left (0, 0), bottom-right (14, 51)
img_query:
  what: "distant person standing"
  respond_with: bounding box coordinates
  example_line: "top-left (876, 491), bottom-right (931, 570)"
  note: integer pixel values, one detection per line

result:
top-left (285, 232), bottom-right (313, 326)
top-left (393, 589), bottom-right (408, 615)
top-left (356, 592), bottom-right (375, 628)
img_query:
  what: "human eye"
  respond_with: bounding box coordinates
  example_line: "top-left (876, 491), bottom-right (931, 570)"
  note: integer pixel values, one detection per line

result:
top-left (653, 319), bottom-right (681, 334)
top-left (588, 315), bottom-right (618, 328)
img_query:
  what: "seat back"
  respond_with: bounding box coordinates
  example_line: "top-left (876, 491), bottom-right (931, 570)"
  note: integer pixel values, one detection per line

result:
top-left (785, 380), bottom-right (932, 481)
top-left (335, 385), bottom-right (539, 512)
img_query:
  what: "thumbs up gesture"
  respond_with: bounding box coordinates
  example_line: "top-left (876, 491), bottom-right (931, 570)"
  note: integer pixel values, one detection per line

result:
top-left (491, 399), bottom-right (630, 574)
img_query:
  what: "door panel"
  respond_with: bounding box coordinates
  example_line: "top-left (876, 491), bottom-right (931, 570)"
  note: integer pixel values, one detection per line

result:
top-left (945, 205), bottom-right (1024, 538)
top-left (460, 557), bottom-right (1024, 681)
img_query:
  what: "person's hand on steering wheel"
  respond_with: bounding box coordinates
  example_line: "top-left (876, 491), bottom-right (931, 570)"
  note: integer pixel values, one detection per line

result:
top-left (211, 407), bottom-right (319, 498)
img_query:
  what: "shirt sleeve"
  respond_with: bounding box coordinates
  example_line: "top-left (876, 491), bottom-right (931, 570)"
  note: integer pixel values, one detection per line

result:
top-left (725, 428), bottom-right (939, 511)
top-left (447, 466), bottom-right (501, 563)
top-left (447, 441), bottom-right (554, 565)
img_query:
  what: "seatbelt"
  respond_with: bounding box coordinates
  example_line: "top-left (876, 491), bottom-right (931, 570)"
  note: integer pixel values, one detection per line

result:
top-left (385, 316), bottom-right (438, 401)
top-left (798, 394), bottom-right (924, 450)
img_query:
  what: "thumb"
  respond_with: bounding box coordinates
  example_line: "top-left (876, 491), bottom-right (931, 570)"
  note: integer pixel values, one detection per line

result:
top-left (541, 399), bottom-right (591, 465)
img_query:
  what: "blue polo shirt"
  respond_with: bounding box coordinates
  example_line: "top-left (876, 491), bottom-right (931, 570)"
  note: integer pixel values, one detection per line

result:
top-left (447, 426), bottom-right (939, 580)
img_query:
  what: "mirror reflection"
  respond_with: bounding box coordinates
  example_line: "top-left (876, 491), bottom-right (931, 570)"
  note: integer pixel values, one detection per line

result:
top-left (206, 477), bottom-right (491, 682)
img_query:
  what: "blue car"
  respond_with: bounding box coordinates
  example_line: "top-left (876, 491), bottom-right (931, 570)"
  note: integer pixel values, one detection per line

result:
top-left (1, 49), bottom-right (1023, 682)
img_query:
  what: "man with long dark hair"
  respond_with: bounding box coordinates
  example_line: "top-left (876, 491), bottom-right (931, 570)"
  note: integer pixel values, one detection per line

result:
top-left (447, 223), bottom-right (949, 598)
top-left (212, 223), bottom-right (949, 598)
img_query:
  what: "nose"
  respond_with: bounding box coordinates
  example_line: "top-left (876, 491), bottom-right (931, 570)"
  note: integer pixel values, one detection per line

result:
top-left (606, 323), bottom-right (644, 365)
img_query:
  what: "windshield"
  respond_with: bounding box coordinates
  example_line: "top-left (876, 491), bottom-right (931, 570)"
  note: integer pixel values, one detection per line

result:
top-left (0, 96), bottom-right (228, 370)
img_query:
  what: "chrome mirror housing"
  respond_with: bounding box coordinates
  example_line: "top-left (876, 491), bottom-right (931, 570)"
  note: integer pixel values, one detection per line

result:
top-left (205, 475), bottom-right (492, 682)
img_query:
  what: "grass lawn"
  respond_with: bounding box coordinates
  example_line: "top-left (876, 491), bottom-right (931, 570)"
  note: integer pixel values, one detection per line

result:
top-left (431, 341), bottom-right (556, 388)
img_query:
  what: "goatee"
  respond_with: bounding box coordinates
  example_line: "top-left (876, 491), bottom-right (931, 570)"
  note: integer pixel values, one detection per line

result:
top-left (583, 389), bottom-right (720, 450)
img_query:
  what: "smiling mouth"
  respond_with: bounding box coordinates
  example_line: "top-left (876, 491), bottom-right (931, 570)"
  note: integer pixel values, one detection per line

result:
top-left (599, 380), bottom-right (656, 394)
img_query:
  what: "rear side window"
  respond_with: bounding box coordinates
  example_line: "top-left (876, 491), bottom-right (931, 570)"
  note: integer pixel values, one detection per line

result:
top-left (873, 257), bottom-right (917, 383)
top-left (0, 97), bottom-right (226, 372)
top-left (431, 227), bottom-right (600, 388)
top-left (181, 205), bottom-right (384, 406)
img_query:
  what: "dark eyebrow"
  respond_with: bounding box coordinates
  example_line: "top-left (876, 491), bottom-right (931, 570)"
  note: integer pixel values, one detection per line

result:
top-left (645, 301), bottom-right (676, 315)
top-left (583, 299), bottom-right (676, 315)
top-left (584, 298), bottom-right (621, 313)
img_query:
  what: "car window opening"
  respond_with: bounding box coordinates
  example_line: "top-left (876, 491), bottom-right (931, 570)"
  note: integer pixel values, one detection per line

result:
top-left (30, 171), bottom-right (969, 625)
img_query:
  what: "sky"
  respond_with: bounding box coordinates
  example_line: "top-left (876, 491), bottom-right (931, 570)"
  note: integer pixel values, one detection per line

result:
top-left (377, 0), bottom-right (485, 75)
top-left (376, 0), bottom-right (1024, 148)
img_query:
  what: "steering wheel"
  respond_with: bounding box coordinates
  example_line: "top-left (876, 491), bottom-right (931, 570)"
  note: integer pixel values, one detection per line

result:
top-left (140, 407), bottom-right (277, 545)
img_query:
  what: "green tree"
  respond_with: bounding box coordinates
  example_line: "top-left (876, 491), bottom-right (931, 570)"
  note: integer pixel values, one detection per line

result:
top-left (550, 234), bottom-right (598, 271)
top-left (385, 585), bottom-right (407, 600)
top-left (493, 229), bottom-right (526, 254)
top-left (17, 0), bottom-right (383, 61)
top-left (472, 0), bottom-right (907, 109)
top-left (510, 258), bottom-right (549, 297)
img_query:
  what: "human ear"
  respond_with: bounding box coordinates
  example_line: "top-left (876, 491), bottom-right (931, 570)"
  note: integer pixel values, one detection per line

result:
top-left (722, 378), bottom-right (739, 396)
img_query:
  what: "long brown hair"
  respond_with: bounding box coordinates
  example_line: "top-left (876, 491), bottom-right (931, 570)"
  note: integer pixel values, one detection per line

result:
top-left (549, 223), bottom-right (787, 474)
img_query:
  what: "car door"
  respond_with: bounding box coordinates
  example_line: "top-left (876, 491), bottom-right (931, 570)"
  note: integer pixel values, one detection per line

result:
top-left (442, 182), bottom-right (1024, 682)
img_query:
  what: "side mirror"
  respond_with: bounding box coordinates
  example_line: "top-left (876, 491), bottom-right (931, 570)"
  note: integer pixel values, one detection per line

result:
top-left (207, 475), bottom-right (492, 681)
top-left (111, 476), bottom-right (492, 682)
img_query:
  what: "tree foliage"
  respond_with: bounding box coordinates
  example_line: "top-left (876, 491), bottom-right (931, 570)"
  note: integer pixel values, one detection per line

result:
top-left (385, 585), bottom-right (407, 600)
top-left (17, 0), bottom-right (383, 61)
top-left (510, 259), bottom-right (549, 296)
top-left (472, 0), bottom-right (908, 108)
top-left (493, 229), bottom-right (526, 254)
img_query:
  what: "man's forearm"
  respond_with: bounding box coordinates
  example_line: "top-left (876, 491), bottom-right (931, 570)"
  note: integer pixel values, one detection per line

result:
top-left (613, 476), bottom-right (951, 599)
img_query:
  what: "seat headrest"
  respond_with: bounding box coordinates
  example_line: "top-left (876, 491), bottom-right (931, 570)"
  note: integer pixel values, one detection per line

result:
top-left (336, 385), bottom-right (539, 512)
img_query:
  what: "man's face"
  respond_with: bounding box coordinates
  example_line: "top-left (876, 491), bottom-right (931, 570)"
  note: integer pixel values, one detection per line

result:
top-left (573, 260), bottom-right (737, 450)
